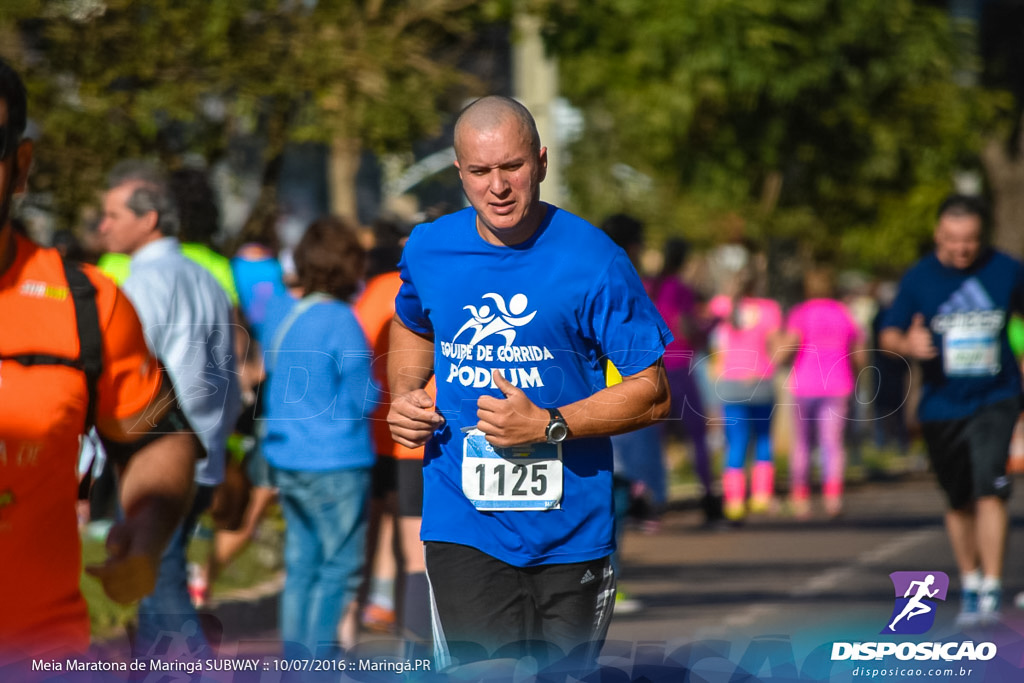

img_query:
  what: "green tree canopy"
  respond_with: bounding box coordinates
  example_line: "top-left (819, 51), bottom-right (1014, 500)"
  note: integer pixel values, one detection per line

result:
top-left (533, 0), bottom-right (1008, 272)
top-left (1, 0), bottom-right (502, 229)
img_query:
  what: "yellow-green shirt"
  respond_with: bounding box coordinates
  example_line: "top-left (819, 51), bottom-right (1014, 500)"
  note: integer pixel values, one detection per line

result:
top-left (97, 243), bottom-right (239, 306)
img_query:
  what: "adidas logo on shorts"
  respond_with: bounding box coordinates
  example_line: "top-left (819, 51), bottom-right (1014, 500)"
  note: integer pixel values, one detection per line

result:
top-left (580, 569), bottom-right (596, 585)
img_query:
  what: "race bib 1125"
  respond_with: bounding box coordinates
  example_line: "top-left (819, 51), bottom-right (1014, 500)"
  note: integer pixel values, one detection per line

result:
top-left (461, 429), bottom-right (563, 511)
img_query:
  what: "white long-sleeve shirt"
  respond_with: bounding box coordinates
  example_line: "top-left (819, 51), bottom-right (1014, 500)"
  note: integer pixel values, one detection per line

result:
top-left (123, 237), bottom-right (241, 486)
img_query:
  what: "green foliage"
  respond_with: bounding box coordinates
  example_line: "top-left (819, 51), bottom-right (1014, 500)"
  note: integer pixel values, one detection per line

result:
top-left (532, 0), bottom-right (1008, 271)
top-left (1, 0), bottom-right (499, 228)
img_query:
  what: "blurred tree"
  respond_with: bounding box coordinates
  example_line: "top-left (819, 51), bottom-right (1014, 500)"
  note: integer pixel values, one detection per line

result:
top-left (0, 0), bottom-right (502, 228)
top-left (220, 0), bottom-right (500, 220)
top-left (1, 0), bottom-right (227, 228)
top-left (975, 0), bottom-right (1024, 257)
top-left (530, 0), bottom-right (1009, 272)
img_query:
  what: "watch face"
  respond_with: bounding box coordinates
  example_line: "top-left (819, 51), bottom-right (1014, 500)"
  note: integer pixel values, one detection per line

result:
top-left (548, 421), bottom-right (569, 443)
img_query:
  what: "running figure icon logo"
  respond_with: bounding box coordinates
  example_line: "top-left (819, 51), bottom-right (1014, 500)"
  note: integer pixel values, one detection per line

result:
top-left (452, 292), bottom-right (537, 349)
top-left (884, 571), bottom-right (949, 635)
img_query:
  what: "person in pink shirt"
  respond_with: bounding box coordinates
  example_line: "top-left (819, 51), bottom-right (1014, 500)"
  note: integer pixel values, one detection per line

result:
top-left (708, 270), bottom-right (783, 522)
top-left (779, 268), bottom-right (865, 519)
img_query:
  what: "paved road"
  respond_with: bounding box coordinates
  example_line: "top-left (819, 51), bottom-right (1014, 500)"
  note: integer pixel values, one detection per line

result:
top-left (203, 472), bottom-right (1024, 680)
top-left (606, 473), bottom-right (1024, 681)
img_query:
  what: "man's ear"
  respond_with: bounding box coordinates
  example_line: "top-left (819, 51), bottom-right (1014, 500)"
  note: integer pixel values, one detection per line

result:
top-left (13, 138), bottom-right (33, 193)
top-left (143, 209), bottom-right (160, 234)
top-left (537, 146), bottom-right (548, 184)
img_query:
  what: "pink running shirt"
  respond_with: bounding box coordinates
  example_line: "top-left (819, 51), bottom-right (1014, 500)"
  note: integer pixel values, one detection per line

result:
top-left (708, 295), bottom-right (783, 381)
top-left (785, 298), bottom-right (864, 397)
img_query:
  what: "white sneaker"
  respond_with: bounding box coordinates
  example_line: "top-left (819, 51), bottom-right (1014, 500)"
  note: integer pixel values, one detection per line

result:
top-left (187, 562), bottom-right (208, 608)
top-left (977, 586), bottom-right (1001, 625)
top-left (956, 587), bottom-right (979, 629)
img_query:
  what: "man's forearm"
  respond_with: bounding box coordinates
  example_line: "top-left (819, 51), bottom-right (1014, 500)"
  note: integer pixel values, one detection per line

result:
top-left (118, 432), bottom-right (197, 558)
top-left (387, 316), bottom-right (435, 394)
top-left (558, 361), bottom-right (670, 440)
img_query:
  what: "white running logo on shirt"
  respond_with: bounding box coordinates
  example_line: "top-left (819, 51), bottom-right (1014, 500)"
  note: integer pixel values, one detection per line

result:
top-left (440, 291), bottom-right (554, 389)
top-left (452, 292), bottom-right (537, 349)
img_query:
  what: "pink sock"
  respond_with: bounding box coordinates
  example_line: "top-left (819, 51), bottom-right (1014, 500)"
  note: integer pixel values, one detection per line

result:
top-left (752, 462), bottom-right (774, 499)
top-left (722, 468), bottom-right (746, 505)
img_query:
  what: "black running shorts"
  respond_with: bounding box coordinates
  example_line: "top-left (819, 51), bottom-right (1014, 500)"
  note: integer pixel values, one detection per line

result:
top-left (371, 454), bottom-right (398, 500)
top-left (424, 542), bottom-right (615, 670)
top-left (396, 458), bottom-right (424, 518)
top-left (920, 396), bottom-right (1019, 510)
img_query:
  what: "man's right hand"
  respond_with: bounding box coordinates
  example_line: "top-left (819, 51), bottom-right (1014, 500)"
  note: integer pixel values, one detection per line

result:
top-left (903, 313), bottom-right (938, 360)
top-left (388, 389), bottom-right (444, 448)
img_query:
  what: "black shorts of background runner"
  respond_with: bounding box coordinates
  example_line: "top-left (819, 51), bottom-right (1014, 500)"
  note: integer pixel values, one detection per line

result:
top-left (396, 458), bottom-right (424, 518)
top-left (921, 395), bottom-right (1020, 509)
top-left (371, 454), bottom-right (398, 500)
top-left (425, 542), bottom-right (614, 670)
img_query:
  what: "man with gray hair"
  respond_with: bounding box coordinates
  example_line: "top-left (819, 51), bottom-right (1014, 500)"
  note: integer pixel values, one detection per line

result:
top-left (98, 159), bottom-right (241, 657)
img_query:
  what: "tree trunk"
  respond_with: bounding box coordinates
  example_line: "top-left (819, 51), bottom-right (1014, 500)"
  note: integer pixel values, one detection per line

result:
top-left (981, 124), bottom-right (1024, 259)
top-left (329, 137), bottom-right (362, 222)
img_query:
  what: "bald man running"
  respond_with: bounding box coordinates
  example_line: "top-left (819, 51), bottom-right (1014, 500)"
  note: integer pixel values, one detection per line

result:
top-left (387, 96), bottom-right (672, 670)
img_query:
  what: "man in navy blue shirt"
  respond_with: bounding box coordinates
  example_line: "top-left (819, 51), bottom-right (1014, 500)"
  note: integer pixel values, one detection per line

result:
top-left (880, 194), bottom-right (1024, 626)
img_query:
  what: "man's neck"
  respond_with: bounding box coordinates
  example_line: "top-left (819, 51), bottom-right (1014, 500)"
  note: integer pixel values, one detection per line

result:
top-left (935, 249), bottom-right (985, 271)
top-left (129, 231), bottom-right (170, 257)
top-left (476, 203), bottom-right (548, 247)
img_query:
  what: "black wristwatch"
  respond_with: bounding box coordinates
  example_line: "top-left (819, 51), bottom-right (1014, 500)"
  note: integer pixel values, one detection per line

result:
top-left (545, 408), bottom-right (569, 444)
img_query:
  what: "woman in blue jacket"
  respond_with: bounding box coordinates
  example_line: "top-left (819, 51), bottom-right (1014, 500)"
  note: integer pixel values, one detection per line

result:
top-left (259, 216), bottom-right (377, 657)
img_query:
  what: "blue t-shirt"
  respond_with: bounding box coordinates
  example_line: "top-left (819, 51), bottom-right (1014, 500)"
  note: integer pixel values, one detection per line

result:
top-left (395, 204), bottom-right (672, 566)
top-left (883, 249), bottom-right (1024, 421)
top-left (231, 249), bottom-right (286, 340)
top-left (258, 293), bottom-right (377, 472)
